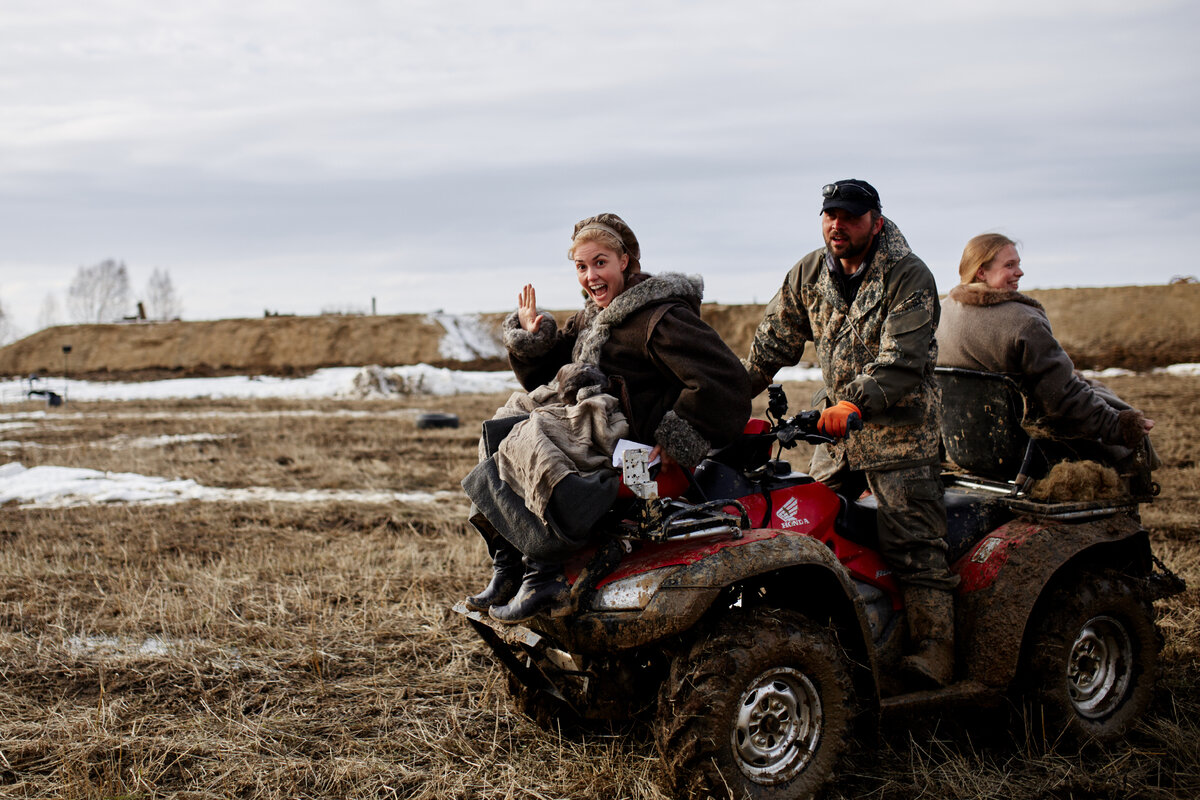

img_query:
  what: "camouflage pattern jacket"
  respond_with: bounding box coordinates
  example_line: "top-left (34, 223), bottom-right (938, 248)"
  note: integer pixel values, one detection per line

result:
top-left (745, 218), bottom-right (941, 471)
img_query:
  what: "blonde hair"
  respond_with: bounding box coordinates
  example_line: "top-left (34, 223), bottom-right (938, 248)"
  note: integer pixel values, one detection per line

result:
top-left (959, 233), bottom-right (1017, 285)
top-left (569, 226), bottom-right (626, 259)
top-left (567, 213), bottom-right (642, 274)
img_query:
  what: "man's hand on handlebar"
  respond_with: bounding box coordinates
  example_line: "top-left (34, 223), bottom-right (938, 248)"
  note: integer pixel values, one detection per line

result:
top-left (817, 401), bottom-right (863, 438)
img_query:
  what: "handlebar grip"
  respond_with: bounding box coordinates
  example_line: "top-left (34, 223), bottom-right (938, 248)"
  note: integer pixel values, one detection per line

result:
top-left (847, 412), bottom-right (862, 432)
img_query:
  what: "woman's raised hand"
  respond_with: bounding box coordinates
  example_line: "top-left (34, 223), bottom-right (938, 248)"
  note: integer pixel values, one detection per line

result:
top-left (518, 284), bottom-right (544, 333)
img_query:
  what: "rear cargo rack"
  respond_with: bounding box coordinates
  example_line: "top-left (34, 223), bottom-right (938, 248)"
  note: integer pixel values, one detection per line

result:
top-left (946, 473), bottom-right (1136, 521)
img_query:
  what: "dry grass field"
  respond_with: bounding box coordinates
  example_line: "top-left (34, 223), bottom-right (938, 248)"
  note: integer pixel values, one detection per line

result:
top-left (0, 374), bottom-right (1197, 799)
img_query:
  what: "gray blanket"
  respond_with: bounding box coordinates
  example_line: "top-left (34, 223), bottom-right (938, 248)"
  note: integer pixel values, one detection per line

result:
top-left (495, 388), bottom-right (628, 519)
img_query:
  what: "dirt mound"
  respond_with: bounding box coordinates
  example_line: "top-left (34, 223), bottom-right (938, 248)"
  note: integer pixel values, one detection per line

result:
top-left (2, 284), bottom-right (1197, 378)
top-left (1026, 284), bottom-right (1200, 370)
top-left (0, 314), bottom-right (507, 379)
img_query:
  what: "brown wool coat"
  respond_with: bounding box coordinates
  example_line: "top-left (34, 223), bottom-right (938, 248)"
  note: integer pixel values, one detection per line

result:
top-left (936, 284), bottom-right (1136, 446)
top-left (504, 272), bottom-right (751, 469)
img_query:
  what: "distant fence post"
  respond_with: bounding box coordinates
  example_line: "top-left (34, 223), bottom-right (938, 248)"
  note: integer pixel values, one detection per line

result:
top-left (62, 344), bottom-right (72, 404)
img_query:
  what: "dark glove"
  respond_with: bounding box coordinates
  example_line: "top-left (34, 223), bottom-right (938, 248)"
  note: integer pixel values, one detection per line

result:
top-left (817, 401), bottom-right (862, 437)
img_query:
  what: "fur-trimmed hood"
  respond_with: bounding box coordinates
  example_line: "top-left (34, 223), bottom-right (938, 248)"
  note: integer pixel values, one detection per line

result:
top-left (948, 283), bottom-right (1044, 311)
top-left (572, 271), bottom-right (703, 365)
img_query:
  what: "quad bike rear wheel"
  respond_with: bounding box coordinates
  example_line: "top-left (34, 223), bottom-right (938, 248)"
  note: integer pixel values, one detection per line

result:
top-left (1021, 568), bottom-right (1160, 746)
top-left (655, 608), bottom-right (857, 800)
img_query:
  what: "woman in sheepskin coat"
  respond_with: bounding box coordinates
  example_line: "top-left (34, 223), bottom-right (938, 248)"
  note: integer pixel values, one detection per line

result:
top-left (936, 233), bottom-right (1156, 480)
top-left (466, 212), bottom-right (750, 623)
top-left (506, 215), bottom-right (750, 470)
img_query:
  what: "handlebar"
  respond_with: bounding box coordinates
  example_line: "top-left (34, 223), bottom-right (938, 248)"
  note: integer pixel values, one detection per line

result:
top-left (766, 383), bottom-right (861, 449)
top-left (774, 410), bottom-right (835, 447)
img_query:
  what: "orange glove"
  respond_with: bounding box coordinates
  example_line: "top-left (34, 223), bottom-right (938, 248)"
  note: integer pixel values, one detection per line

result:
top-left (817, 401), bottom-right (862, 437)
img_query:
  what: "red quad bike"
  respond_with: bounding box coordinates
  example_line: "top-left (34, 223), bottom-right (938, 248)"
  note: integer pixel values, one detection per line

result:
top-left (453, 369), bottom-right (1185, 800)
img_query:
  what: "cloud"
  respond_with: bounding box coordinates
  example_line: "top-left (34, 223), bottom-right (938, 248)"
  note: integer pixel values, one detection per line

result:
top-left (1, 1), bottom-right (1199, 335)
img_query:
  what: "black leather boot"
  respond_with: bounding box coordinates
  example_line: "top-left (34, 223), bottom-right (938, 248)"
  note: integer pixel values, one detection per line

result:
top-left (464, 541), bottom-right (524, 612)
top-left (489, 559), bottom-right (569, 624)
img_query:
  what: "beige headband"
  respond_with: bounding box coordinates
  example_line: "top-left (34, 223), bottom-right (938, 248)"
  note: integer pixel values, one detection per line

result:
top-left (574, 222), bottom-right (625, 247)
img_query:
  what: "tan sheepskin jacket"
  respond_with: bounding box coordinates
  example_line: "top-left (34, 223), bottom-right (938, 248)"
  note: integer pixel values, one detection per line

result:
top-left (936, 284), bottom-right (1142, 447)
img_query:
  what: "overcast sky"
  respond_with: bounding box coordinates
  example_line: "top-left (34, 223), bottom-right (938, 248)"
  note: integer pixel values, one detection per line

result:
top-left (1, 0), bottom-right (1197, 338)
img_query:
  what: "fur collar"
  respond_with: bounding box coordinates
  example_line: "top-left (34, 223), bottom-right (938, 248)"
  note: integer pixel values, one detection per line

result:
top-left (948, 283), bottom-right (1044, 311)
top-left (573, 272), bottom-right (704, 365)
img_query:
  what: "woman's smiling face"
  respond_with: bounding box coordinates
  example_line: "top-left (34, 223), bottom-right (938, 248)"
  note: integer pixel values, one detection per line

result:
top-left (573, 241), bottom-right (628, 308)
top-left (977, 244), bottom-right (1023, 290)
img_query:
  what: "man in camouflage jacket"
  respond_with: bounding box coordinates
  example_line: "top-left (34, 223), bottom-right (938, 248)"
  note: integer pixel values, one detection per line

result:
top-left (744, 179), bottom-right (956, 688)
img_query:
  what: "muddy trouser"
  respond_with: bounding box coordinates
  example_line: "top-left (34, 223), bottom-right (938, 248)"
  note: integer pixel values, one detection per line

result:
top-left (810, 446), bottom-right (958, 591)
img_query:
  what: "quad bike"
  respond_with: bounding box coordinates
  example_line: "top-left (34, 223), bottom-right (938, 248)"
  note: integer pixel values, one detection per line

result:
top-left (453, 369), bottom-right (1184, 800)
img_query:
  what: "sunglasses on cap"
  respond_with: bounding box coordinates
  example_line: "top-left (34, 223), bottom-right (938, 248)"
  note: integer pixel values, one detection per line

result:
top-left (821, 182), bottom-right (878, 202)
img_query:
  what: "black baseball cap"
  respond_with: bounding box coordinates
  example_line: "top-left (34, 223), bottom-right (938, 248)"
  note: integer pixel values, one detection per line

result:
top-left (820, 179), bottom-right (881, 216)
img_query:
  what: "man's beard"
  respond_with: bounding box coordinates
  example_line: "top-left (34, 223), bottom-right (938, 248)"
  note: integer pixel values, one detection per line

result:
top-left (826, 232), bottom-right (873, 264)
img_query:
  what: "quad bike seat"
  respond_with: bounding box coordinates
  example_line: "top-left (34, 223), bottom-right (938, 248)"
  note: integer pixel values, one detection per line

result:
top-left (835, 488), bottom-right (1012, 564)
top-left (935, 367), bottom-right (1033, 482)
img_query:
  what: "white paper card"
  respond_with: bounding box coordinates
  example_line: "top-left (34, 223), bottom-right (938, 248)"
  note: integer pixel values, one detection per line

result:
top-left (612, 439), bottom-right (661, 469)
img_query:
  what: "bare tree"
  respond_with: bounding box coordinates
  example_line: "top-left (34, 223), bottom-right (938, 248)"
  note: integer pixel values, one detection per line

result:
top-left (37, 293), bottom-right (62, 331)
top-left (144, 268), bottom-right (182, 321)
top-left (67, 259), bottom-right (131, 323)
top-left (0, 297), bottom-right (16, 344)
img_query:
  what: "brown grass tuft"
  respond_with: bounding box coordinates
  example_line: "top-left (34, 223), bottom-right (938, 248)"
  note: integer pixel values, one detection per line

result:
top-left (1029, 459), bottom-right (1122, 502)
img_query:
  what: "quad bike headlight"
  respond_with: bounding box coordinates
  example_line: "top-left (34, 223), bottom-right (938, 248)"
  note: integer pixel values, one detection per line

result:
top-left (590, 567), bottom-right (679, 611)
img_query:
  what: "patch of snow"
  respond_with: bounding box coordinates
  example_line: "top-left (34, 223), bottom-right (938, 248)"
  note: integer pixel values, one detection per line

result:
top-left (1153, 363), bottom-right (1200, 376)
top-left (773, 366), bottom-right (825, 383)
top-left (1081, 368), bottom-right (1136, 379)
top-left (0, 433), bottom-right (233, 454)
top-left (376, 364), bottom-right (516, 396)
top-left (0, 462), bottom-right (459, 509)
top-left (0, 364), bottom-right (517, 402)
top-left (428, 313), bottom-right (505, 361)
top-left (67, 634), bottom-right (174, 657)
top-left (120, 433), bottom-right (234, 448)
top-left (1, 360), bottom-right (1193, 408)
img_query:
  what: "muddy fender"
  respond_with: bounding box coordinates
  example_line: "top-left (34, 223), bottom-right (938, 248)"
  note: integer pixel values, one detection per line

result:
top-left (542, 532), bottom-right (877, 666)
top-left (954, 515), bottom-right (1150, 689)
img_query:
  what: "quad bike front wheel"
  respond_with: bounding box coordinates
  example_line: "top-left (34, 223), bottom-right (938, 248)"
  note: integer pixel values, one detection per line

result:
top-left (504, 669), bottom-right (580, 732)
top-left (655, 608), bottom-right (857, 800)
top-left (1021, 568), bottom-right (1160, 746)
